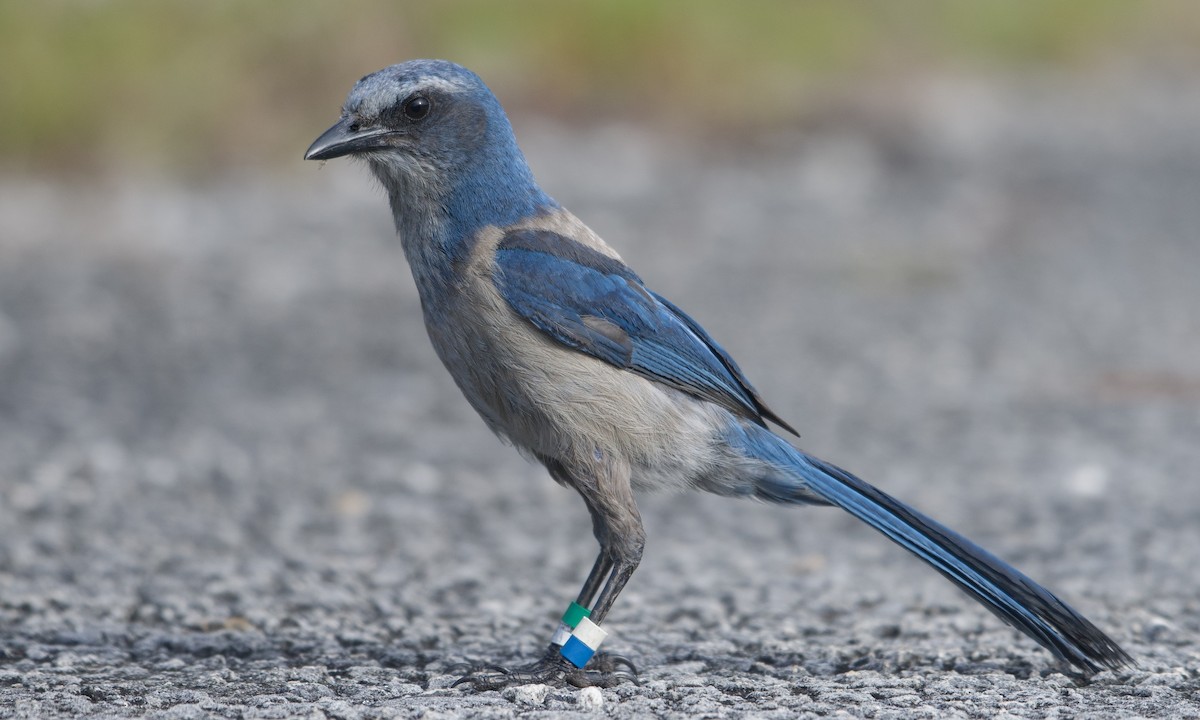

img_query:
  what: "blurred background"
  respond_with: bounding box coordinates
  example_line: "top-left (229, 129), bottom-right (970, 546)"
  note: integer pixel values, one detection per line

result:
top-left (3, 0), bottom-right (1200, 175)
top-left (1, 2), bottom-right (1198, 715)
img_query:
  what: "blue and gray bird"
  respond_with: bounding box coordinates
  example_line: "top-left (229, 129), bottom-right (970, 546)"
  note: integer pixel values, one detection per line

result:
top-left (305, 59), bottom-right (1131, 688)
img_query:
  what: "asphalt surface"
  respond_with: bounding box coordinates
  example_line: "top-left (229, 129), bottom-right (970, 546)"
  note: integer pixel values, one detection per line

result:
top-left (1, 72), bottom-right (1198, 718)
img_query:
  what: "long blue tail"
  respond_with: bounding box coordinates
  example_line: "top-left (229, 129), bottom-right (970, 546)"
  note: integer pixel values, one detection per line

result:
top-left (727, 423), bottom-right (1132, 674)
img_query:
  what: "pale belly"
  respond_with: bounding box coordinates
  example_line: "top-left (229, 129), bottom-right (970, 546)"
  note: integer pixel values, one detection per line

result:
top-left (422, 286), bottom-right (733, 494)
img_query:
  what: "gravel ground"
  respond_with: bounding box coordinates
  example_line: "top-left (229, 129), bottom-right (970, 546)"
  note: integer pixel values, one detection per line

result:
top-left (1, 72), bottom-right (1198, 718)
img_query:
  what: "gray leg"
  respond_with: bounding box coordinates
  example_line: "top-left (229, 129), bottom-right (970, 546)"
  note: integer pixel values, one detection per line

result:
top-left (545, 457), bottom-right (615, 610)
top-left (580, 489), bottom-right (645, 624)
top-left (452, 454), bottom-right (640, 690)
top-left (575, 551), bottom-right (613, 609)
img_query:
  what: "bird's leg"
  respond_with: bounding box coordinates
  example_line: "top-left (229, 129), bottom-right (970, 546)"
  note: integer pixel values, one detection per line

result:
top-left (453, 456), bottom-right (642, 690)
top-left (549, 491), bottom-right (642, 679)
top-left (559, 490), bottom-right (644, 680)
top-left (452, 551), bottom-right (633, 689)
top-left (478, 551), bottom-right (615, 682)
top-left (585, 550), bottom-right (638, 624)
top-left (575, 552), bottom-right (613, 609)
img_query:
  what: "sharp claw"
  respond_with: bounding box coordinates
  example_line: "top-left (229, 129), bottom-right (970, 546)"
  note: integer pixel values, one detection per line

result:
top-left (613, 669), bottom-right (642, 687)
top-left (564, 668), bottom-right (636, 688)
top-left (449, 661), bottom-right (520, 690)
top-left (452, 672), bottom-right (511, 691)
top-left (593, 652), bottom-right (639, 674)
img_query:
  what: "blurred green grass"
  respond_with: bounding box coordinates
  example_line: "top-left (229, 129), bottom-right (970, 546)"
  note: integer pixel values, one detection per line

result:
top-left (1, 0), bottom-right (1196, 176)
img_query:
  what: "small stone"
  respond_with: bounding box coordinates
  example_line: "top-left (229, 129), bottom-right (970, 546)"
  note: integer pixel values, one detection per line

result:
top-left (503, 683), bottom-right (549, 705)
top-left (577, 686), bottom-right (604, 710)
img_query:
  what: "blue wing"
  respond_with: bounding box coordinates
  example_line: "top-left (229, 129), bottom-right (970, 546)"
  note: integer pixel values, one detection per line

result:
top-left (493, 229), bottom-right (797, 434)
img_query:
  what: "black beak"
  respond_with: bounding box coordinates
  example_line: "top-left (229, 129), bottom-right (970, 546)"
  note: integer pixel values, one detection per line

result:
top-left (304, 116), bottom-right (396, 161)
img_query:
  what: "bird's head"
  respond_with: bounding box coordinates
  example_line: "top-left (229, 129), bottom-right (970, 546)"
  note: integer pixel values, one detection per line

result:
top-left (305, 59), bottom-right (552, 240)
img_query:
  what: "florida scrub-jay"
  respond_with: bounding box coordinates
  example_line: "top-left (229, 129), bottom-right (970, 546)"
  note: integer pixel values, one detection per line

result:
top-left (304, 59), bottom-right (1131, 688)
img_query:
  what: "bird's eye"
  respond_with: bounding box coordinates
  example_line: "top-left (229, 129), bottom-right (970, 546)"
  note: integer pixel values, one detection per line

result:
top-left (403, 96), bottom-right (431, 121)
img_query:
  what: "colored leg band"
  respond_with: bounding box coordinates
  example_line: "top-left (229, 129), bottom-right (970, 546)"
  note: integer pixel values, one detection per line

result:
top-left (562, 601), bottom-right (590, 628)
top-left (550, 601), bottom-right (592, 647)
top-left (559, 617), bottom-right (608, 668)
top-left (550, 622), bottom-right (572, 646)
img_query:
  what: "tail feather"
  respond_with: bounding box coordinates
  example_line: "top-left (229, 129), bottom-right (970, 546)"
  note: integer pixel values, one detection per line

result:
top-left (736, 425), bottom-right (1133, 674)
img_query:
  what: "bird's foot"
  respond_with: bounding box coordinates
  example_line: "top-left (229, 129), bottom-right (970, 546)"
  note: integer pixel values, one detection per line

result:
top-left (451, 644), bottom-right (638, 690)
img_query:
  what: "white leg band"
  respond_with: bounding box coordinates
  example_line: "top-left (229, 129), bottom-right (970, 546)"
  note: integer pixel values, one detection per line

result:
top-left (560, 617), bottom-right (609, 668)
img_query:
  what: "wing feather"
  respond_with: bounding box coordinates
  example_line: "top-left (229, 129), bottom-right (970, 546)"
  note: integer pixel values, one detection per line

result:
top-left (493, 229), bottom-right (796, 434)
